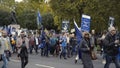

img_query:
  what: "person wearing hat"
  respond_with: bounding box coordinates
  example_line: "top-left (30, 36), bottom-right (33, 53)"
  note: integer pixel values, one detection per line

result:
top-left (79, 31), bottom-right (94, 68)
top-left (103, 26), bottom-right (120, 68)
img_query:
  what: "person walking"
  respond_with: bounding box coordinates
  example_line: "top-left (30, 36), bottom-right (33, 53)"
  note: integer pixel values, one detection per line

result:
top-left (103, 27), bottom-right (120, 68)
top-left (49, 34), bottom-right (57, 56)
top-left (16, 35), bottom-right (22, 59)
top-left (29, 35), bottom-right (35, 54)
top-left (91, 30), bottom-right (97, 60)
top-left (59, 33), bottom-right (67, 59)
top-left (44, 36), bottom-right (50, 57)
top-left (66, 33), bottom-right (70, 58)
top-left (35, 35), bottom-right (39, 54)
top-left (4, 34), bottom-right (12, 62)
top-left (98, 30), bottom-right (107, 64)
top-left (80, 32), bottom-right (94, 68)
top-left (19, 35), bottom-right (29, 68)
top-left (0, 30), bottom-right (11, 68)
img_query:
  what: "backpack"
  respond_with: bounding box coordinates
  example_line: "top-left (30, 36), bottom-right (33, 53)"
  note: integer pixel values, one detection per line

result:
top-left (11, 39), bottom-right (16, 45)
top-left (50, 38), bottom-right (56, 46)
top-left (20, 41), bottom-right (28, 57)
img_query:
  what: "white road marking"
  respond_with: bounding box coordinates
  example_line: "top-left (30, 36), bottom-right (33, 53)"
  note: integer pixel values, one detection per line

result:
top-left (10, 59), bottom-right (20, 62)
top-left (35, 64), bottom-right (55, 68)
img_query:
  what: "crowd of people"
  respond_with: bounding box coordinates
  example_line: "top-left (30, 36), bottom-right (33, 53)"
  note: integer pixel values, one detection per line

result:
top-left (0, 26), bottom-right (120, 68)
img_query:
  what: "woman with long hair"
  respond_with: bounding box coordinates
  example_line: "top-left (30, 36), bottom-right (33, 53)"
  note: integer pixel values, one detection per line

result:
top-left (80, 32), bottom-right (94, 68)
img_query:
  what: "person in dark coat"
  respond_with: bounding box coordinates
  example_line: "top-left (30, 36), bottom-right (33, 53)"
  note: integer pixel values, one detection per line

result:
top-left (103, 27), bottom-right (120, 68)
top-left (80, 32), bottom-right (94, 68)
top-left (19, 36), bottom-right (28, 68)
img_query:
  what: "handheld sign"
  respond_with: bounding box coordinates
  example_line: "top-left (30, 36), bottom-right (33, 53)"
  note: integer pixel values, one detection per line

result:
top-left (81, 14), bottom-right (91, 32)
top-left (109, 17), bottom-right (114, 27)
top-left (62, 20), bottom-right (69, 32)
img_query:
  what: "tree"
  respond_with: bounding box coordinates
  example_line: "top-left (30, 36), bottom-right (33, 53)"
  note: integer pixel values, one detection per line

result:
top-left (50, 0), bottom-right (120, 31)
top-left (15, 0), bottom-right (54, 29)
top-left (42, 13), bottom-right (55, 30)
top-left (0, 4), bottom-right (11, 26)
top-left (84, 0), bottom-right (120, 31)
top-left (49, 0), bottom-right (89, 31)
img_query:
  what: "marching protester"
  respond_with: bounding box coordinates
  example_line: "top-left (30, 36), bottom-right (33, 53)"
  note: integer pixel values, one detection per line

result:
top-left (80, 31), bottom-right (94, 68)
top-left (0, 30), bottom-right (12, 68)
top-left (70, 34), bottom-right (80, 63)
top-left (69, 34), bottom-right (76, 57)
top-left (103, 27), bottom-right (120, 68)
top-left (4, 33), bottom-right (12, 62)
top-left (39, 29), bottom-right (46, 56)
top-left (66, 33), bottom-right (71, 58)
top-left (16, 32), bottom-right (28, 57)
top-left (35, 35), bottom-right (39, 54)
top-left (116, 29), bottom-right (120, 61)
top-left (16, 35), bottom-right (23, 59)
top-left (29, 35), bottom-right (35, 54)
top-left (91, 30), bottom-right (97, 60)
top-left (9, 35), bottom-right (16, 53)
top-left (98, 30), bottom-right (107, 64)
top-left (59, 32), bottom-right (67, 59)
top-left (19, 32), bottom-right (29, 68)
top-left (49, 34), bottom-right (57, 56)
top-left (43, 35), bottom-right (50, 57)
top-left (55, 36), bottom-right (61, 57)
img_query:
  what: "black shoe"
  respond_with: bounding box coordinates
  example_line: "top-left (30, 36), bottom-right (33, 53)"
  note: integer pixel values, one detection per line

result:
top-left (60, 56), bottom-right (62, 59)
top-left (75, 60), bottom-right (77, 64)
top-left (36, 53), bottom-right (38, 55)
top-left (64, 58), bottom-right (67, 60)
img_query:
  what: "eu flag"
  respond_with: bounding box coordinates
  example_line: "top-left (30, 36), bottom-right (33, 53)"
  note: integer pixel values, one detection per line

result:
top-left (74, 20), bottom-right (82, 59)
top-left (37, 11), bottom-right (42, 26)
top-left (74, 20), bottom-right (82, 44)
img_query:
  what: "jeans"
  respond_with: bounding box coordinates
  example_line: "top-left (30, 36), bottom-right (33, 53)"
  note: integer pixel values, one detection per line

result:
top-left (12, 45), bottom-right (16, 53)
top-left (104, 55), bottom-right (120, 68)
top-left (60, 47), bottom-right (67, 59)
top-left (2, 54), bottom-right (8, 68)
top-left (4, 50), bottom-right (10, 61)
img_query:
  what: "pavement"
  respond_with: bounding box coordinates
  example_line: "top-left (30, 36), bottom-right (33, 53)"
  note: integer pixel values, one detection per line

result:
top-left (0, 53), bottom-right (116, 68)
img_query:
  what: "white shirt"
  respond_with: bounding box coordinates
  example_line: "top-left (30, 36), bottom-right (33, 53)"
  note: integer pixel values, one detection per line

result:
top-left (67, 36), bottom-right (70, 44)
top-left (35, 37), bottom-right (39, 45)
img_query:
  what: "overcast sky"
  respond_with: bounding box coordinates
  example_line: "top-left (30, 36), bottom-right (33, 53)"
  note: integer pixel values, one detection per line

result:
top-left (15, 0), bottom-right (23, 2)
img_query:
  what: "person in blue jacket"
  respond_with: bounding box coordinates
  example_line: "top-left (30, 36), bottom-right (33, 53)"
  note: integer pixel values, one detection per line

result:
top-left (59, 32), bottom-right (67, 59)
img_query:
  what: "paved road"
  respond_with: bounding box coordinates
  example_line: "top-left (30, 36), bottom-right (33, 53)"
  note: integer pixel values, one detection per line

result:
top-left (0, 54), bottom-right (116, 68)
